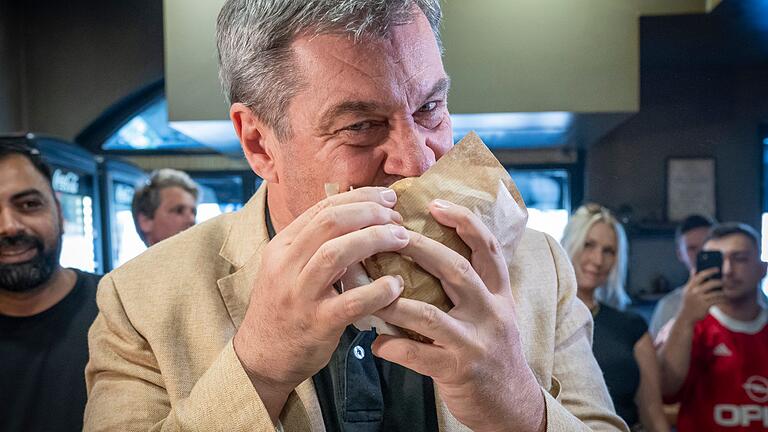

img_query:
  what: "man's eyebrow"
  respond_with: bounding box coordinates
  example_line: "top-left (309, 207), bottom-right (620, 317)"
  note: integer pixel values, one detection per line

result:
top-left (316, 77), bottom-right (451, 133)
top-left (425, 77), bottom-right (451, 100)
top-left (11, 189), bottom-right (46, 201)
top-left (317, 101), bottom-right (382, 133)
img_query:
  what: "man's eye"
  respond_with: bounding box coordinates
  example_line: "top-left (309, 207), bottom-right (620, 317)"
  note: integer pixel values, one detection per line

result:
top-left (19, 200), bottom-right (43, 211)
top-left (418, 101), bottom-right (438, 112)
top-left (345, 121), bottom-right (373, 132)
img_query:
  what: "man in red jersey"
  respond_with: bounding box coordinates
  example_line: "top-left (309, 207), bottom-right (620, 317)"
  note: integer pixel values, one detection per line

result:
top-left (658, 222), bottom-right (768, 431)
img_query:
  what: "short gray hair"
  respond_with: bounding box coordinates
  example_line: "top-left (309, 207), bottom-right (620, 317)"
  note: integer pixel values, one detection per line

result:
top-left (216, 0), bottom-right (442, 141)
top-left (132, 169), bottom-right (199, 243)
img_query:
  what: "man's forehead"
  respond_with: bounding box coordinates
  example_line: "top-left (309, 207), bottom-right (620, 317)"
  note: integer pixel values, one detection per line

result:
top-left (683, 226), bottom-right (710, 242)
top-left (704, 234), bottom-right (758, 253)
top-left (0, 155), bottom-right (52, 197)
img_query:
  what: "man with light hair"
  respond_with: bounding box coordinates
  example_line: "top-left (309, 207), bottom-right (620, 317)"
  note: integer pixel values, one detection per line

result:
top-left (84, 1), bottom-right (626, 431)
top-left (131, 168), bottom-right (199, 247)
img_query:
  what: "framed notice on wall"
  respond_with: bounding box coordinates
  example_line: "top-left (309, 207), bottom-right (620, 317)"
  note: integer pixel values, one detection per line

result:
top-left (666, 157), bottom-right (716, 222)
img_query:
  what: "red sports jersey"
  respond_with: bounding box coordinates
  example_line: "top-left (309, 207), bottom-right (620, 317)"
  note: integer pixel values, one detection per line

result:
top-left (669, 307), bottom-right (768, 431)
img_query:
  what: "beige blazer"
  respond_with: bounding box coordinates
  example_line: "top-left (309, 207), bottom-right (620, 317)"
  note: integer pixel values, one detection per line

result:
top-left (84, 185), bottom-right (627, 431)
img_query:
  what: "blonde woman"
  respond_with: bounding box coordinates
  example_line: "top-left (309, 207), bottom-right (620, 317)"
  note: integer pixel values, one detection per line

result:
top-left (561, 204), bottom-right (669, 432)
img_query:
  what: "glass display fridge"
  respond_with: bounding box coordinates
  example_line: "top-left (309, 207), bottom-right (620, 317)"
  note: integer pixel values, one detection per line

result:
top-left (98, 157), bottom-right (148, 271)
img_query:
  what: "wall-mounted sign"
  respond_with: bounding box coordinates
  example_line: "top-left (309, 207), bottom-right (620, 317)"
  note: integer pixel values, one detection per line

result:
top-left (52, 169), bottom-right (81, 195)
top-left (666, 157), bottom-right (716, 222)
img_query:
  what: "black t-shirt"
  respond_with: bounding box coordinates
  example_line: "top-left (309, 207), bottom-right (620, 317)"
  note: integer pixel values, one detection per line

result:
top-left (0, 269), bottom-right (101, 432)
top-left (592, 303), bottom-right (648, 427)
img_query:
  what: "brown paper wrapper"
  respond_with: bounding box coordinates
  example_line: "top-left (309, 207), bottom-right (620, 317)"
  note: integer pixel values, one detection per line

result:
top-left (364, 132), bottom-right (529, 341)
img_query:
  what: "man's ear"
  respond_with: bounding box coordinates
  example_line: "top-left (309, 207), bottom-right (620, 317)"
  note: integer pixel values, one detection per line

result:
top-left (675, 242), bottom-right (686, 265)
top-left (137, 213), bottom-right (154, 240)
top-left (230, 103), bottom-right (279, 183)
top-left (54, 196), bottom-right (64, 234)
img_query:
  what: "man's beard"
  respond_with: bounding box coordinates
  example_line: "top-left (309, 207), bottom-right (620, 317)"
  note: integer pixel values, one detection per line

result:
top-left (0, 233), bottom-right (61, 293)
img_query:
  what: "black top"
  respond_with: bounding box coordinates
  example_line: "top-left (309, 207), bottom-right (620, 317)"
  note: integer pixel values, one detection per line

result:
top-left (266, 206), bottom-right (438, 432)
top-left (0, 269), bottom-right (102, 432)
top-left (592, 303), bottom-right (648, 427)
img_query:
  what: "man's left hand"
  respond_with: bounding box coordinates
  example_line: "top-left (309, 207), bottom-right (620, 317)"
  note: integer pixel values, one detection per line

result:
top-left (372, 199), bottom-right (546, 432)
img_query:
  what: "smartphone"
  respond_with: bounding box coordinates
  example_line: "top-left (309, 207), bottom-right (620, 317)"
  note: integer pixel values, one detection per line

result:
top-left (697, 250), bottom-right (723, 287)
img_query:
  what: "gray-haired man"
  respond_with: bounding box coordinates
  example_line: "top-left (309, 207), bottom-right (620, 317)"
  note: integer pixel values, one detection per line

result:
top-left (132, 168), bottom-right (199, 247)
top-left (84, 1), bottom-right (626, 431)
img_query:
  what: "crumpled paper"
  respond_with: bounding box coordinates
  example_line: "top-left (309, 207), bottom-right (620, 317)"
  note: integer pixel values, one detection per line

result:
top-left (329, 132), bottom-right (529, 341)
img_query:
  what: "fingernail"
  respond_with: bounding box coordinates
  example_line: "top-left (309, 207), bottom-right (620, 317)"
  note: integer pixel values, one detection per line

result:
top-left (389, 224), bottom-right (408, 240)
top-left (391, 211), bottom-right (403, 225)
top-left (432, 199), bottom-right (451, 209)
top-left (381, 189), bottom-right (397, 204)
top-left (395, 275), bottom-right (404, 291)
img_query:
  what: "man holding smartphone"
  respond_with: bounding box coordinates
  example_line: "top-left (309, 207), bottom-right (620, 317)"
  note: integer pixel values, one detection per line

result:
top-left (657, 222), bottom-right (768, 431)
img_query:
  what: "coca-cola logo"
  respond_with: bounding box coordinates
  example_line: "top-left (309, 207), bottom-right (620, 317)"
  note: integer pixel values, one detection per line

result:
top-left (52, 169), bottom-right (80, 194)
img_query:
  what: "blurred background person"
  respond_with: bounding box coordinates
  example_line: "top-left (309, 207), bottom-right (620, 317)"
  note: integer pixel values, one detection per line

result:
top-left (657, 222), bottom-right (768, 432)
top-left (562, 203), bottom-right (669, 432)
top-left (649, 214), bottom-right (716, 339)
top-left (0, 142), bottom-right (102, 432)
top-left (132, 168), bottom-right (199, 247)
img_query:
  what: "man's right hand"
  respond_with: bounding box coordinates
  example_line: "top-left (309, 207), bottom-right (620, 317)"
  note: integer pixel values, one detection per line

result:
top-left (677, 267), bottom-right (725, 326)
top-left (232, 187), bottom-right (409, 422)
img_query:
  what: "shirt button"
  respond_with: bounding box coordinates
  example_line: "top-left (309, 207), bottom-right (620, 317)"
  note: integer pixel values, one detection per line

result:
top-left (353, 345), bottom-right (365, 360)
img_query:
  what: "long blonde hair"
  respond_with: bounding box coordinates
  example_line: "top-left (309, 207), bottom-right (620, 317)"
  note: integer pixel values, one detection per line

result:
top-left (561, 204), bottom-right (630, 310)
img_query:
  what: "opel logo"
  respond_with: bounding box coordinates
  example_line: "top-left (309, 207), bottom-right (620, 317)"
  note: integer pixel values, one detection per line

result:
top-left (743, 376), bottom-right (768, 403)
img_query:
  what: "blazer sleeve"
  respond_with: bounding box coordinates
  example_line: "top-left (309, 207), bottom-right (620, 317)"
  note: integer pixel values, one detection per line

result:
top-left (541, 235), bottom-right (630, 432)
top-left (83, 274), bottom-right (278, 432)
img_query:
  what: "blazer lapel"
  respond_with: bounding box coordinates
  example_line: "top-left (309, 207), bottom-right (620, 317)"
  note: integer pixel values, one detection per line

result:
top-left (217, 185), bottom-right (269, 327)
top-left (216, 184), bottom-right (324, 430)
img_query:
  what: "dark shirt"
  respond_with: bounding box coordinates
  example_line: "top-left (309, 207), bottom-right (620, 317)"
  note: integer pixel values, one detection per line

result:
top-left (0, 269), bottom-right (102, 432)
top-left (265, 207), bottom-right (438, 432)
top-left (592, 302), bottom-right (648, 427)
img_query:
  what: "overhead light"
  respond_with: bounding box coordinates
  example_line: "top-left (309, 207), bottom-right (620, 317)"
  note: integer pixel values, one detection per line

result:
top-left (450, 112), bottom-right (573, 132)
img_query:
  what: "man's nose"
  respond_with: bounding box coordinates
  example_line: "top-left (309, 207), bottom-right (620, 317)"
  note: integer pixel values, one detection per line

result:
top-left (382, 122), bottom-right (436, 178)
top-left (722, 258), bottom-right (732, 276)
top-left (185, 209), bottom-right (197, 226)
top-left (0, 209), bottom-right (25, 237)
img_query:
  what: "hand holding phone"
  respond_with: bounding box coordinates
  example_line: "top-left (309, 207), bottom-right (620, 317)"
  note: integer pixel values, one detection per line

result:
top-left (696, 250), bottom-right (723, 289)
top-left (678, 250), bottom-right (726, 325)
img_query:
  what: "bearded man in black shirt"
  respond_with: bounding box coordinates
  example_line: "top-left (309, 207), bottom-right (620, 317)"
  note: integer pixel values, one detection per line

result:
top-left (0, 141), bottom-right (102, 432)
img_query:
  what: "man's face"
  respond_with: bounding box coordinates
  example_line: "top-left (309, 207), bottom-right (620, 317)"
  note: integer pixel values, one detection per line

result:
top-left (266, 11), bottom-right (453, 221)
top-left (677, 226), bottom-right (710, 271)
top-left (139, 186), bottom-right (197, 246)
top-left (0, 155), bottom-right (62, 293)
top-left (702, 233), bottom-right (767, 302)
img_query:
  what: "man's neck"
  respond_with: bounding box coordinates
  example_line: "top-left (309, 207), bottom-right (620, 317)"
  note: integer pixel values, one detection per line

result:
top-left (266, 184), bottom-right (294, 234)
top-left (0, 267), bottom-right (77, 317)
top-left (717, 291), bottom-right (763, 322)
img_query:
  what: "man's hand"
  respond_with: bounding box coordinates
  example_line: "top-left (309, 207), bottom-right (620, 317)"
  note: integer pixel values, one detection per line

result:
top-left (372, 199), bottom-right (546, 432)
top-left (233, 187), bottom-right (408, 423)
top-left (658, 267), bottom-right (725, 397)
top-left (677, 268), bottom-right (725, 327)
